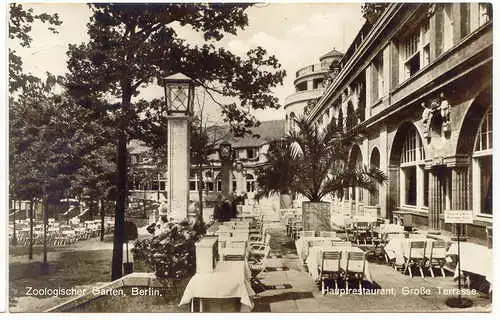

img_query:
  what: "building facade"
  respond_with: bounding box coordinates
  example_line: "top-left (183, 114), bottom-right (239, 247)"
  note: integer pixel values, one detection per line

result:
top-left (284, 48), bottom-right (343, 133)
top-left (308, 3), bottom-right (492, 244)
top-left (128, 120), bottom-right (285, 206)
top-left (188, 120), bottom-right (285, 204)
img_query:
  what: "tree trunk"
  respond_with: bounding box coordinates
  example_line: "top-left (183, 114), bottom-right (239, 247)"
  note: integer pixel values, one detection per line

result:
top-left (100, 199), bottom-right (105, 242)
top-left (197, 167), bottom-right (204, 225)
top-left (12, 200), bottom-right (17, 245)
top-left (29, 200), bottom-right (33, 260)
top-left (111, 127), bottom-right (127, 281)
top-left (42, 190), bottom-right (49, 273)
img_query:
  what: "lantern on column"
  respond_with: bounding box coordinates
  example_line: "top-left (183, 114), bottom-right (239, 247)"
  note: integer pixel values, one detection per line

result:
top-left (219, 141), bottom-right (233, 161)
top-left (160, 73), bottom-right (195, 116)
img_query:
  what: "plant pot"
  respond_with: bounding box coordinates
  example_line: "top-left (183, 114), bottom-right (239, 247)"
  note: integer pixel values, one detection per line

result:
top-left (302, 201), bottom-right (331, 235)
top-left (123, 262), bottom-right (134, 275)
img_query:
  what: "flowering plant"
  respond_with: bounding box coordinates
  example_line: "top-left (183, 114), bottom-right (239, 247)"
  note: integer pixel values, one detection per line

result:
top-left (132, 219), bottom-right (205, 279)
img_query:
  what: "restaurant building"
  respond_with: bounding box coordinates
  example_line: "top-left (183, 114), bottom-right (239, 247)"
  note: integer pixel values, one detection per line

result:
top-left (284, 48), bottom-right (344, 133)
top-left (307, 3), bottom-right (492, 244)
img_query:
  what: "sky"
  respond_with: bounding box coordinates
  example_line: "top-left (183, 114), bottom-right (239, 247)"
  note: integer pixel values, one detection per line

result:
top-left (9, 2), bottom-right (365, 124)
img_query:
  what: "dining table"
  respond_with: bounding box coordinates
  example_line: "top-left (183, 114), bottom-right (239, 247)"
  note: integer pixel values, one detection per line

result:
top-left (295, 236), bottom-right (342, 262)
top-left (447, 242), bottom-right (492, 284)
top-left (180, 221), bottom-right (255, 312)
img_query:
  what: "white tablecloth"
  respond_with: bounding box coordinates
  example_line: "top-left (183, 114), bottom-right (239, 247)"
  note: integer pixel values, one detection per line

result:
top-left (447, 242), bottom-right (492, 283)
top-left (295, 236), bottom-right (342, 261)
top-left (306, 246), bottom-right (373, 282)
top-left (376, 224), bottom-right (404, 234)
top-left (384, 236), bottom-right (434, 265)
top-left (179, 260), bottom-right (255, 309)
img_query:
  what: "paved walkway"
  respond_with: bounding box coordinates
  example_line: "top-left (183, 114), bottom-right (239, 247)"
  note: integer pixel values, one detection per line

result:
top-left (252, 225), bottom-right (492, 313)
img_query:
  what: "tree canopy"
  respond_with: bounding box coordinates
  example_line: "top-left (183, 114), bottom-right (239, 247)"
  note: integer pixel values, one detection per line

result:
top-left (65, 3), bottom-right (286, 280)
top-left (9, 3), bottom-right (62, 92)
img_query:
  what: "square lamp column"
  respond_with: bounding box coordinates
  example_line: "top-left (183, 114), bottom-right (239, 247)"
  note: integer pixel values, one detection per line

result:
top-left (160, 73), bottom-right (196, 222)
top-left (219, 141), bottom-right (234, 199)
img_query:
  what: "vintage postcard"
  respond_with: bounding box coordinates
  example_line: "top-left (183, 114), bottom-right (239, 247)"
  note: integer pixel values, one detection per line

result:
top-left (6, 2), bottom-right (493, 314)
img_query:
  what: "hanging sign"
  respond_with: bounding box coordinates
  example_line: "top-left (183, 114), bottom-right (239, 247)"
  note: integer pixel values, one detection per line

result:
top-left (444, 210), bottom-right (473, 224)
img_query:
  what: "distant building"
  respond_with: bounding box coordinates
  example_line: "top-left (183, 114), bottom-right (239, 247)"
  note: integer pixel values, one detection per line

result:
top-left (188, 120), bottom-right (285, 204)
top-left (308, 3), bottom-right (492, 244)
top-left (284, 48), bottom-right (343, 133)
top-left (128, 120), bottom-right (286, 205)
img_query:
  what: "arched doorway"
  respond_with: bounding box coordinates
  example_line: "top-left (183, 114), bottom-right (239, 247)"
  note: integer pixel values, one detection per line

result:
top-left (347, 145), bottom-right (363, 214)
top-left (369, 148), bottom-right (381, 206)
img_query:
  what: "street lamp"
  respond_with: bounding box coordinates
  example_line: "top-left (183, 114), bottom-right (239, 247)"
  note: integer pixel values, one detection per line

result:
top-left (160, 72), bottom-right (195, 116)
top-left (160, 73), bottom-right (196, 222)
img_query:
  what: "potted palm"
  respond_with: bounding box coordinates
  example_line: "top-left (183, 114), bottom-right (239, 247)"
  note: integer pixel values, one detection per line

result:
top-left (256, 116), bottom-right (386, 234)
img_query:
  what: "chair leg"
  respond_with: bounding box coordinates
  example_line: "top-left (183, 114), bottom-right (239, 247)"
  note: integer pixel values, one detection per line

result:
top-left (321, 277), bottom-right (325, 295)
top-left (440, 267), bottom-right (445, 278)
top-left (358, 280), bottom-right (362, 290)
top-left (429, 266), bottom-right (435, 278)
top-left (419, 266), bottom-right (424, 278)
top-left (334, 279), bottom-right (338, 290)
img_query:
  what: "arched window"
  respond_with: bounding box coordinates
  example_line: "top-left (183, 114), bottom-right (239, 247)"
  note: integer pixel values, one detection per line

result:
top-left (189, 170), bottom-right (199, 191)
top-left (204, 170), bottom-right (214, 192)
top-left (215, 172), bottom-right (236, 193)
top-left (473, 108), bottom-right (492, 215)
top-left (399, 125), bottom-right (426, 207)
top-left (246, 173), bottom-right (255, 192)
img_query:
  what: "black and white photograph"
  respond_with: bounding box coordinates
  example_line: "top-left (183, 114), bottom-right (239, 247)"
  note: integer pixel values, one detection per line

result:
top-left (5, 1), bottom-right (494, 313)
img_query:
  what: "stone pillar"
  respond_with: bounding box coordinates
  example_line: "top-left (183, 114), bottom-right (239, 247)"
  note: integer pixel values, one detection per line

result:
top-left (221, 160), bottom-right (232, 199)
top-left (451, 166), bottom-right (470, 210)
top-left (450, 165), bottom-right (471, 236)
top-left (166, 115), bottom-right (190, 222)
top-left (428, 166), bottom-right (447, 230)
top-left (235, 170), bottom-right (245, 195)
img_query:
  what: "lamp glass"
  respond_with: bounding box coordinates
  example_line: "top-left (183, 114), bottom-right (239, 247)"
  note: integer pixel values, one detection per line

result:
top-left (166, 82), bottom-right (190, 113)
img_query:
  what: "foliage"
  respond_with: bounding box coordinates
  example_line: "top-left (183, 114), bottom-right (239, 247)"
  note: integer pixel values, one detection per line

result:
top-left (255, 140), bottom-right (300, 200)
top-left (65, 3), bottom-right (285, 280)
top-left (9, 3), bottom-right (62, 92)
top-left (132, 220), bottom-right (205, 279)
top-left (256, 116), bottom-right (387, 202)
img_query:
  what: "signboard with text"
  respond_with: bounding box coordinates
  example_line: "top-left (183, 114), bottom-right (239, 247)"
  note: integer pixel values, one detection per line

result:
top-left (444, 210), bottom-right (474, 224)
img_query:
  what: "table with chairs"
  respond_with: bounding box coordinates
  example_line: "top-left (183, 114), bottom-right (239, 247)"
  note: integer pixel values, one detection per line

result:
top-left (447, 241), bottom-right (492, 286)
top-left (294, 230), bottom-right (342, 262)
top-left (384, 234), bottom-right (449, 278)
top-left (8, 218), bottom-right (114, 247)
top-left (181, 216), bottom-right (271, 312)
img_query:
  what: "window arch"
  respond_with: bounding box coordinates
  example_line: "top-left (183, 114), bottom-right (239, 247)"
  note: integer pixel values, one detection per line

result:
top-left (246, 173), bottom-right (256, 192)
top-left (215, 172), bottom-right (236, 193)
top-left (393, 123), bottom-right (427, 208)
top-left (473, 107), bottom-right (492, 215)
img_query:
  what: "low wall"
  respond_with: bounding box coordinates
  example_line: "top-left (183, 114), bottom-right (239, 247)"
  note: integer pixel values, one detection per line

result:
top-left (46, 273), bottom-right (189, 313)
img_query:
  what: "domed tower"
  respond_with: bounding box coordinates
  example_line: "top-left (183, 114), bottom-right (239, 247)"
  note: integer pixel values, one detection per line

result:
top-left (284, 48), bottom-right (343, 133)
